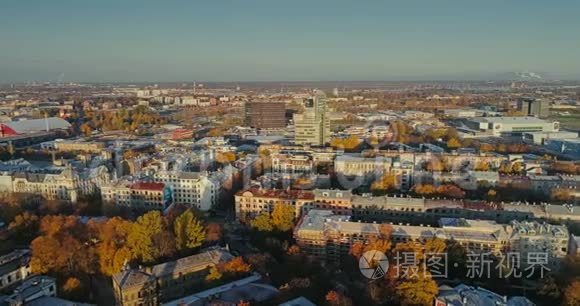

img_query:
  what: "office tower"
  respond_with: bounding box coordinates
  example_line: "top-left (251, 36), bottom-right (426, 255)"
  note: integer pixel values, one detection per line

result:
top-left (293, 90), bottom-right (330, 146)
top-left (244, 102), bottom-right (286, 129)
top-left (517, 97), bottom-right (550, 118)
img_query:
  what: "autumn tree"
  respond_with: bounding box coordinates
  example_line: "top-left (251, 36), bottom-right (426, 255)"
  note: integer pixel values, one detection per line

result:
top-left (206, 222), bottom-right (223, 242)
top-left (61, 277), bottom-right (84, 301)
top-left (127, 211), bottom-right (164, 263)
top-left (371, 173), bottom-right (397, 194)
top-left (216, 151), bottom-right (237, 164)
top-left (446, 138), bottom-right (462, 149)
top-left (563, 280), bottom-right (580, 306)
top-left (325, 290), bottom-right (353, 306)
top-left (8, 212), bottom-right (39, 242)
top-left (424, 238), bottom-right (446, 254)
top-left (95, 217), bottom-right (133, 276)
top-left (271, 204), bottom-right (295, 232)
top-left (80, 123), bottom-right (93, 137)
top-left (205, 266), bottom-right (223, 281)
top-left (174, 209), bottom-right (206, 251)
top-left (222, 257), bottom-right (251, 275)
top-left (394, 270), bottom-right (439, 306)
top-left (426, 158), bottom-right (447, 172)
top-left (250, 212), bottom-right (274, 232)
top-left (474, 161), bottom-right (491, 171)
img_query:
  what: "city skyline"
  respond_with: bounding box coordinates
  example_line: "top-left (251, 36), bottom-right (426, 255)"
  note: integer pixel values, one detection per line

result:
top-left (1, 0), bottom-right (580, 82)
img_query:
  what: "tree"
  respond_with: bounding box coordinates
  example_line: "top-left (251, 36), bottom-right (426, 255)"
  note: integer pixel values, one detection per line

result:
top-left (206, 222), bottom-right (223, 242)
top-left (426, 159), bottom-right (446, 172)
top-left (479, 143), bottom-right (495, 152)
top-left (8, 212), bottom-right (39, 242)
top-left (424, 238), bottom-right (446, 254)
top-left (413, 184), bottom-right (437, 196)
top-left (206, 266), bottom-right (223, 281)
top-left (474, 161), bottom-right (491, 171)
top-left (222, 257), bottom-right (251, 275)
top-left (395, 270), bottom-right (439, 306)
top-left (61, 277), bottom-right (83, 301)
top-left (95, 217), bottom-right (133, 276)
top-left (80, 123), bottom-right (93, 137)
top-left (127, 211), bottom-right (164, 263)
top-left (436, 184), bottom-right (466, 199)
top-left (371, 174), bottom-right (397, 194)
top-left (250, 212), bottom-right (274, 232)
top-left (563, 280), bottom-right (580, 306)
top-left (271, 204), bottom-right (295, 232)
top-left (216, 151), bottom-right (236, 164)
top-left (325, 290), bottom-right (353, 306)
top-left (447, 138), bottom-right (461, 149)
top-left (174, 209), bottom-right (206, 251)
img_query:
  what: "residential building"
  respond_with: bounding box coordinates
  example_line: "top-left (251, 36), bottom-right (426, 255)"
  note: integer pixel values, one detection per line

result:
top-left (244, 102), bottom-right (286, 129)
top-left (436, 284), bottom-right (535, 306)
top-left (0, 249), bottom-right (31, 290)
top-left (161, 273), bottom-right (278, 306)
top-left (152, 171), bottom-right (220, 211)
top-left (294, 210), bottom-right (510, 261)
top-left (3, 276), bottom-right (57, 306)
top-left (293, 91), bottom-right (330, 146)
top-left (271, 153), bottom-right (314, 176)
top-left (508, 220), bottom-right (569, 268)
top-left (54, 140), bottom-right (105, 153)
top-left (112, 248), bottom-right (233, 305)
top-left (100, 182), bottom-right (166, 211)
top-left (234, 188), bottom-right (314, 221)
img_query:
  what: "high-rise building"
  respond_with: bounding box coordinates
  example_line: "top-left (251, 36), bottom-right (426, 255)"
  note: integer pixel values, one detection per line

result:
top-left (293, 90), bottom-right (330, 146)
top-left (244, 102), bottom-right (286, 129)
top-left (517, 97), bottom-right (550, 118)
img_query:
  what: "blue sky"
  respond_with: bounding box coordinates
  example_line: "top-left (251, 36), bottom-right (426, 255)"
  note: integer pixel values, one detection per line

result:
top-left (1, 0), bottom-right (579, 82)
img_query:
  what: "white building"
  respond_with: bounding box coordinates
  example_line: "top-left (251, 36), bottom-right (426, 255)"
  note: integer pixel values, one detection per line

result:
top-left (293, 91), bottom-right (330, 146)
top-left (153, 171), bottom-right (220, 211)
top-left (466, 117), bottom-right (559, 136)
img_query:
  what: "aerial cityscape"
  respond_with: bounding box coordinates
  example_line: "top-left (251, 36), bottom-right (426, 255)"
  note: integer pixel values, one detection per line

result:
top-left (0, 1), bottom-right (579, 306)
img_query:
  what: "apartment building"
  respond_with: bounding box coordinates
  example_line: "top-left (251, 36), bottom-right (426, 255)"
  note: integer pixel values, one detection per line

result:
top-left (152, 171), bottom-right (220, 211)
top-left (508, 220), bottom-right (569, 268)
top-left (294, 210), bottom-right (510, 261)
top-left (101, 182), bottom-right (166, 211)
top-left (234, 188), bottom-right (314, 221)
top-left (271, 153), bottom-right (314, 176)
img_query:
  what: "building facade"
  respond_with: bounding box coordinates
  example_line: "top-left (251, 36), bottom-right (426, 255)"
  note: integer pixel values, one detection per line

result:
top-left (293, 91), bottom-right (330, 146)
top-left (113, 248), bottom-right (233, 305)
top-left (244, 102), bottom-right (286, 129)
top-left (101, 182), bottom-right (166, 211)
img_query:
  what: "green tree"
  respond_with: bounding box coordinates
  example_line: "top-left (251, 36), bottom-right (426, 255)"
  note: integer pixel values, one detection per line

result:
top-left (174, 209), bottom-right (206, 251)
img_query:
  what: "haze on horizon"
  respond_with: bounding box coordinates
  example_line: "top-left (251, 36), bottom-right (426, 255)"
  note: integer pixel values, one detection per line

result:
top-left (1, 0), bottom-right (579, 83)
